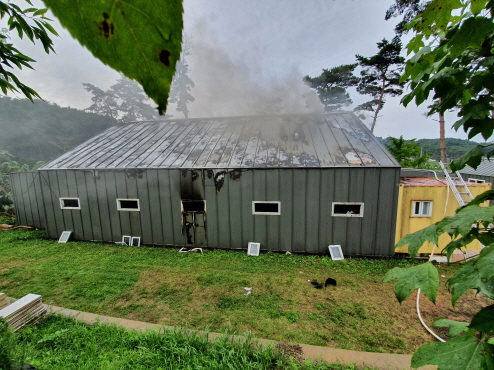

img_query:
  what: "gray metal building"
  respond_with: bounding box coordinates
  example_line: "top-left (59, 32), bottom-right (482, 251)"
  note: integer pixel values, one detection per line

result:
top-left (11, 112), bottom-right (400, 256)
top-left (459, 158), bottom-right (494, 184)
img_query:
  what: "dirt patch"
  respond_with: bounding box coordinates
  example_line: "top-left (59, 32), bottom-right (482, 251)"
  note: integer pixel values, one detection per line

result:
top-left (277, 343), bottom-right (304, 361)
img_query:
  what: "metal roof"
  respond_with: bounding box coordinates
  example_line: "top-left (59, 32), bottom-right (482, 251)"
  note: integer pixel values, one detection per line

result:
top-left (41, 112), bottom-right (400, 170)
top-left (460, 158), bottom-right (494, 177)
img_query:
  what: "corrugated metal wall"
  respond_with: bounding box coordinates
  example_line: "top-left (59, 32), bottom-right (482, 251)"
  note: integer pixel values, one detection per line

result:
top-left (10, 171), bottom-right (45, 229)
top-left (11, 167), bottom-right (400, 256)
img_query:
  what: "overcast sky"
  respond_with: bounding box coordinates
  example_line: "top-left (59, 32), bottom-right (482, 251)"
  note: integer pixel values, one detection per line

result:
top-left (3, 0), bottom-right (481, 141)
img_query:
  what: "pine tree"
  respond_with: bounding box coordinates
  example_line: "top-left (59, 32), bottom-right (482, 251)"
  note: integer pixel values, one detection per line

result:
top-left (354, 37), bottom-right (405, 132)
top-left (303, 64), bottom-right (359, 112)
top-left (169, 36), bottom-right (195, 119)
top-left (83, 75), bottom-right (158, 122)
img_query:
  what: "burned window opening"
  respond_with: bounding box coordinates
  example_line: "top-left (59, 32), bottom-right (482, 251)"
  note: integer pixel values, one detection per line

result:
top-left (332, 203), bottom-right (364, 217)
top-left (182, 200), bottom-right (205, 213)
top-left (60, 198), bottom-right (80, 209)
top-left (253, 201), bottom-right (280, 215)
top-left (117, 199), bottom-right (140, 211)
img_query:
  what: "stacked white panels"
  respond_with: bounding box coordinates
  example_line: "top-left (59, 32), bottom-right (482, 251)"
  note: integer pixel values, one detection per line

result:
top-left (0, 293), bottom-right (46, 331)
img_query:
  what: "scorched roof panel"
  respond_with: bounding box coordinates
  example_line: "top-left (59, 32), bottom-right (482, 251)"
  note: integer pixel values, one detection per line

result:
top-left (41, 112), bottom-right (399, 169)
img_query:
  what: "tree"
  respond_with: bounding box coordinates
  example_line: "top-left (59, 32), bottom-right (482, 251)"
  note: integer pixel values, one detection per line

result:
top-left (386, 1), bottom-right (494, 368)
top-left (81, 83), bottom-right (118, 120)
top-left (386, 0), bottom-right (448, 164)
top-left (0, 96), bottom-right (115, 163)
top-left (0, 0), bottom-right (58, 101)
top-left (385, 135), bottom-right (429, 168)
top-left (0, 150), bottom-right (40, 214)
top-left (385, 0), bottom-right (431, 35)
top-left (169, 35), bottom-right (195, 119)
top-left (354, 37), bottom-right (405, 133)
top-left (303, 64), bottom-right (359, 112)
top-left (84, 76), bottom-right (159, 122)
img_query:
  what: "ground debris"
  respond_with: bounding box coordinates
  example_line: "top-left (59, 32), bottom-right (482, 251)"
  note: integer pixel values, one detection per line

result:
top-left (0, 224), bottom-right (33, 231)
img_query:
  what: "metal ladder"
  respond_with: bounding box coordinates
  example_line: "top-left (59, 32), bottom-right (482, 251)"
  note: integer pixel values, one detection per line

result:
top-left (439, 161), bottom-right (474, 206)
top-left (439, 161), bottom-right (484, 253)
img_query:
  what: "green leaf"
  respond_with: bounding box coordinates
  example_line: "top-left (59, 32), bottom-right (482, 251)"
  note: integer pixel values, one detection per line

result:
top-left (42, 0), bottom-right (183, 115)
top-left (449, 17), bottom-right (494, 58)
top-left (412, 332), bottom-right (494, 370)
top-left (470, 305), bottom-right (494, 334)
top-left (434, 319), bottom-right (469, 336)
top-left (395, 224), bottom-right (438, 258)
top-left (384, 262), bottom-right (439, 304)
top-left (471, 0), bottom-right (489, 15)
top-left (418, 0), bottom-right (463, 33)
top-left (436, 204), bottom-right (494, 237)
top-left (408, 34), bottom-right (426, 55)
top-left (450, 144), bottom-right (486, 171)
top-left (448, 245), bottom-right (494, 305)
top-left (442, 235), bottom-right (476, 261)
top-left (462, 190), bottom-right (494, 207)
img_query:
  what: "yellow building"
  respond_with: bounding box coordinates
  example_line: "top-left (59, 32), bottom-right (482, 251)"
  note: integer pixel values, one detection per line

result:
top-left (395, 177), bottom-right (491, 255)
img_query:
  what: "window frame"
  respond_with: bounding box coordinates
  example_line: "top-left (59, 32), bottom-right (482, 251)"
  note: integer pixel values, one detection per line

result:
top-left (247, 242), bottom-right (261, 256)
top-left (331, 202), bottom-right (364, 217)
top-left (59, 197), bottom-right (81, 210)
top-left (411, 200), bottom-right (433, 217)
top-left (117, 198), bottom-right (140, 211)
top-left (328, 245), bottom-right (345, 260)
top-left (468, 178), bottom-right (485, 184)
top-left (58, 231), bottom-right (72, 243)
top-left (252, 201), bottom-right (281, 215)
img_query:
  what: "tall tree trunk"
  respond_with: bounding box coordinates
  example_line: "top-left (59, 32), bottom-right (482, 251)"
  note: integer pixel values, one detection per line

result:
top-left (439, 107), bottom-right (447, 164)
top-left (370, 75), bottom-right (387, 133)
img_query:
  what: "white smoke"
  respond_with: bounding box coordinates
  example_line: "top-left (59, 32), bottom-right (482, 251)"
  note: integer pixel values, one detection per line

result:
top-left (172, 19), bottom-right (324, 118)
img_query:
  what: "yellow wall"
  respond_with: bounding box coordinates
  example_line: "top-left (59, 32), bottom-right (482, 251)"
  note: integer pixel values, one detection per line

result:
top-left (395, 182), bottom-right (491, 254)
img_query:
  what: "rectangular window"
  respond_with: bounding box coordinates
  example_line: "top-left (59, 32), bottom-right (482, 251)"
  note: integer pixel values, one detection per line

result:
top-left (117, 199), bottom-right (140, 211)
top-left (60, 198), bottom-right (80, 209)
top-left (412, 201), bottom-right (432, 217)
top-left (332, 202), bottom-right (364, 217)
top-left (252, 201), bottom-right (280, 215)
top-left (181, 200), bottom-right (206, 212)
top-left (468, 178), bottom-right (485, 184)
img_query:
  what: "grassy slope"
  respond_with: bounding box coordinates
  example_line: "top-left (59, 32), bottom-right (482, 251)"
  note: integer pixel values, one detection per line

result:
top-left (0, 229), bottom-right (485, 354)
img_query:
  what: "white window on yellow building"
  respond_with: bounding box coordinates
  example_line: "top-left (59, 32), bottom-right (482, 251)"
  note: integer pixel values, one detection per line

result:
top-left (412, 200), bottom-right (432, 217)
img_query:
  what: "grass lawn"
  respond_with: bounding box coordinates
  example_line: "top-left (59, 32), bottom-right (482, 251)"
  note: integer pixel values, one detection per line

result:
top-left (2, 315), bottom-right (365, 370)
top-left (0, 229), bottom-right (490, 354)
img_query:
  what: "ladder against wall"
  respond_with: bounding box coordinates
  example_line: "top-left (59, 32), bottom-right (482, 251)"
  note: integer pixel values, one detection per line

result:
top-left (439, 161), bottom-right (474, 206)
top-left (439, 161), bottom-right (484, 253)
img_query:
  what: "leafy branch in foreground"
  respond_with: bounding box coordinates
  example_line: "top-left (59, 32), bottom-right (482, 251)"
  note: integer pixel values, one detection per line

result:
top-left (0, 0), bottom-right (58, 101)
top-left (42, 0), bottom-right (183, 115)
top-left (388, 1), bottom-right (494, 368)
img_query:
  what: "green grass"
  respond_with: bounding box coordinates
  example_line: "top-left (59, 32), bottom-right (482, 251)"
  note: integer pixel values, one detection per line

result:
top-left (2, 315), bottom-right (370, 370)
top-left (0, 229), bottom-right (467, 354)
